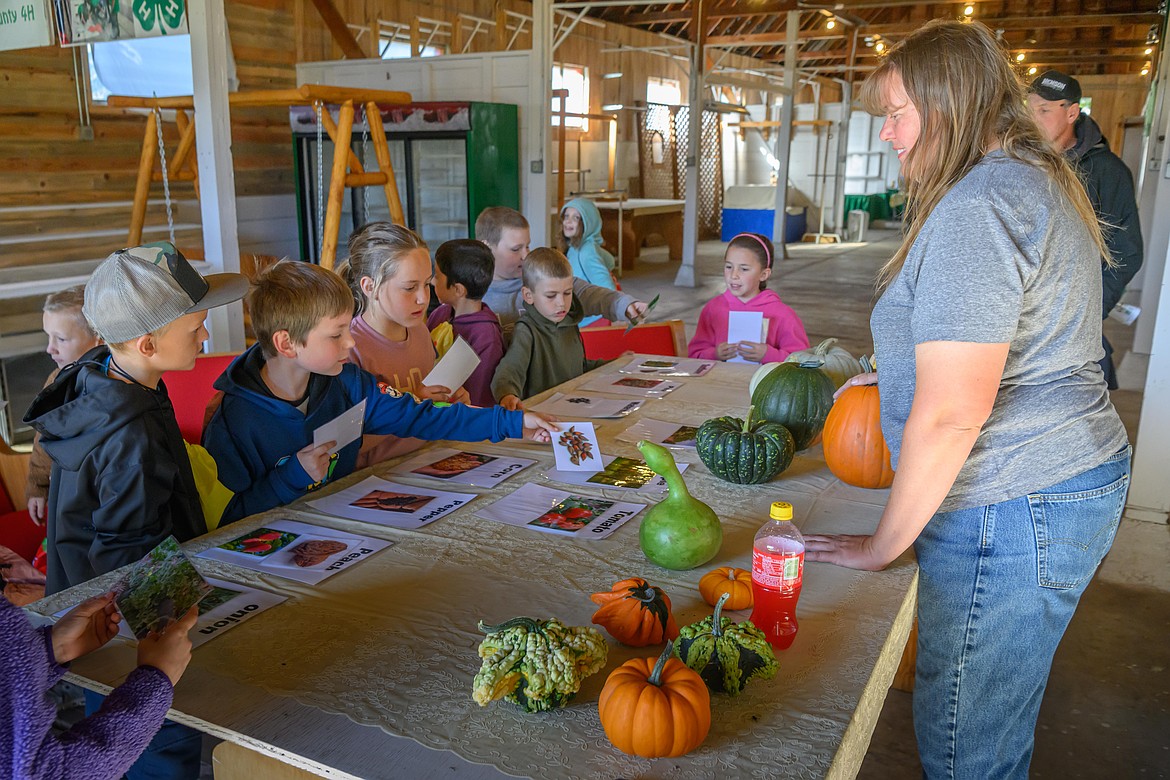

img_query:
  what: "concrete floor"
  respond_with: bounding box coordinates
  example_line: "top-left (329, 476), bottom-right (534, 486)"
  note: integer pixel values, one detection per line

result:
top-left (617, 230), bottom-right (1170, 778)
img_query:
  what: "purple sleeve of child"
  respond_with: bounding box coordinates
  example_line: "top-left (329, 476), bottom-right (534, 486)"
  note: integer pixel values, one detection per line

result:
top-left (1, 599), bottom-right (173, 780)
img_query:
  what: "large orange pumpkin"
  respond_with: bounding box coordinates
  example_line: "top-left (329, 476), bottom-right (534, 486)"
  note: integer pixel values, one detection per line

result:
top-left (698, 567), bottom-right (754, 610)
top-left (822, 384), bottom-right (895, 489)
top-left (598, 640), bottom-right (711, 758)
top-left (590, 577), bottom-right (679, 646)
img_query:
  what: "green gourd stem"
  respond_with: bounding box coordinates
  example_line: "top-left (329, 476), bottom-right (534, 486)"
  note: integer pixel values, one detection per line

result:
top-left (742, 405), bottom-right (755, 433)
top-left (798, 359), bottom-right (824, 370)
top-left (638, 440), bottom-right (690, 501)
top-left (479, 617), bottom-right (542, 634)
top-left (712, 592), bottom-right (730, 638)
top-left (648, 639), bottom-right (674, 687)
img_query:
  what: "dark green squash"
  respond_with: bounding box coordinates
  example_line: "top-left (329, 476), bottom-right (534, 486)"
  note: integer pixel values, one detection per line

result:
top-left (696, 406), bottom-right (795, 485)
top-left (749, 361), bottom-right (835, 450)
top-left (675, 593), bottom-right (779, 696)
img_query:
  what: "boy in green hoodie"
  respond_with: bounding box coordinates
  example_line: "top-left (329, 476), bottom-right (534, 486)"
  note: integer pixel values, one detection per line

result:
top-left (491, 248), bottom-right (606, 410)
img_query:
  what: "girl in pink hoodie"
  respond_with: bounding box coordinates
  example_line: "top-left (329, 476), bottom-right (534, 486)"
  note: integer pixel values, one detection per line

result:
top-left (688, 232), bottom-right (809, 363)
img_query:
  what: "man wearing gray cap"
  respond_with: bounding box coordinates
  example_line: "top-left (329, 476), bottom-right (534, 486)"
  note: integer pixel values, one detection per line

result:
top-left (23, 241), bottom-right (247, 779)
top-left (1027, 69), bottom-right (1143, 389)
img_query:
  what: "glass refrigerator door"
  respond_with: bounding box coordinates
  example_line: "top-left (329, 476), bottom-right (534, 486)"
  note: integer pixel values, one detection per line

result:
top-left (358, 138), bottom-right (409, 230)
top-left (410, 137), bottom-right (468, 246)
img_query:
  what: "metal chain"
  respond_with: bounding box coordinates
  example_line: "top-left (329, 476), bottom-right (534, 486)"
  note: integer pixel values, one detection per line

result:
top-left (153, 101), bottom-right (176, 246)
top-left (315, 100), bottom-right (325, 260)
top-left (361, 109), bottom-right (371, 227)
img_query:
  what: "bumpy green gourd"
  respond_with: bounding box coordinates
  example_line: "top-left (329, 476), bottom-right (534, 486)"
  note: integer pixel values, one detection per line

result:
top-left (696, 405), bottom-right (796, 485)
top-left (472, 617), bottom-right (608, 712)
top-left (637, 440), bottom-right (723, 571)
top-left (675, 593), bottom-right (778, 695)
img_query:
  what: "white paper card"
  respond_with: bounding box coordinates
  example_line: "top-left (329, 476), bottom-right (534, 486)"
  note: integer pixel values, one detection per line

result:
top-left (618, 356), bottom-right (715, 377)
top-left (577, 374), bottom-right (682, 398)
top-left (196, 519), bottom-right (392, 585)
top-left (476, 483), bottom-right (644, 540)
top-left (390, 447), bottom-right (536, 488)
top-left (308, 475), bottom-right (476, 529)
top-left (547, 454), bottom-right (688, 494)
top-left (530, 392), bottom-right (643, 418)
top-left (422, 335), bottom-right (480, 392)
top-left (313, 398), bottom-right (367, 454)
top-left (552, 422), bottom-right (602, 471)
top-left (189, 578), bottom-right (288, 648)
top-left (615, 417), bottom-right (701, 448)
top-left (53, 576), bottom-right (287, 648)
top-left (727, 311), bottom-right (764, 363)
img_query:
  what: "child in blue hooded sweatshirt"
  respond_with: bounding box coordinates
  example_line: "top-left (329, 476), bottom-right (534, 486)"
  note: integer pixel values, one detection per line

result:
top-left (203, 260), bottom-right (558, 524)
top-left (560, 198), bottom-right (616, 289)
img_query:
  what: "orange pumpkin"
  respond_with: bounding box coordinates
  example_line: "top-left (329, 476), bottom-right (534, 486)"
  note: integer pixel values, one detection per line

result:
top-left (822, 384), bottom-right (895, 489)
top-left (698, 567), bottom-right (754, 610)
top-left (590, 577), bottom-right (680, 646)
top-left (598, 640), bottom-right (711, 758)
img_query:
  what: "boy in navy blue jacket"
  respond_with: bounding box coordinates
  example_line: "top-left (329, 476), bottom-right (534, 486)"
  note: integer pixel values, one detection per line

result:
top-left (203, 260), bottom-right (556, 523)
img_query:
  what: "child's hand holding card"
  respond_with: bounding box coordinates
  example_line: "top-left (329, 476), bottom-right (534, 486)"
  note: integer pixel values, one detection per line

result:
top-left (552, 422), bottom-right (602, 471)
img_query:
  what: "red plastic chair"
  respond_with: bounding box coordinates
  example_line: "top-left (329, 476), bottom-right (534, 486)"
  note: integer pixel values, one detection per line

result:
top-left (580, 319), bottom-right (688, 361)
top-left (0, 440), bottom-right (42, 563)
top-left (162, 352), bottom-right (239, 444)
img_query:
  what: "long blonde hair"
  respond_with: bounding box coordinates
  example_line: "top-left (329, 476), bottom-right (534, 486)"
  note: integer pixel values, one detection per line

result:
top-left (339, 222), bottom-right (429, 315)
top-left (862, 20), bottom-right (1108, 289)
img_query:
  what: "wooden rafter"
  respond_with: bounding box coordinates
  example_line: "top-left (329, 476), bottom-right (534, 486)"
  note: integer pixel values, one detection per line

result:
top-left (307, 0), bottom-right (365, 60)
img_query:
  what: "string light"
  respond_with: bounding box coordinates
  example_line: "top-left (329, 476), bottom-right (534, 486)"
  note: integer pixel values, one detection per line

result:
top-left (1145, 47), bottom-right (1153, 55)
top-left (1015, 52), bottom-right (1025, 62)
top-left (1028, 66), bottom-right (1037, 75)
top-left (875, 41), bottom-right (885, 53)
top-left (1141, 64), bottom-right (1150, 76)
top-left (826, 18), bottom-right (836, 29)
top-left (963, 4), bottom-right (974, 16)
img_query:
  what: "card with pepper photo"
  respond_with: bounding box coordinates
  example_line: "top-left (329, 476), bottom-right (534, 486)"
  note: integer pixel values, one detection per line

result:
top-left (476, 483), bottom-right (645, 540)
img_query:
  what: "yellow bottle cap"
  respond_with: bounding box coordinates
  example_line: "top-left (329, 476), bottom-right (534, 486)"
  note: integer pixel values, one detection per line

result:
top-left (770, 501), bottom-right (793, 521)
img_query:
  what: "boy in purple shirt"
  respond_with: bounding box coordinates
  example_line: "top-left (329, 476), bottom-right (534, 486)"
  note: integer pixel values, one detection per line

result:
top-left (427, 239), bottom-right (507, 406)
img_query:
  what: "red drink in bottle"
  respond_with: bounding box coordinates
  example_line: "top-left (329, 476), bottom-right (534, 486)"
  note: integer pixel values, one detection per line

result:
top-left (750, 501), bottom-right (805, 649)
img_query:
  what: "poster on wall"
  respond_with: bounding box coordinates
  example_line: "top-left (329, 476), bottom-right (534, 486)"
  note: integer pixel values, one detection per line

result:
top-left (0, 1), bottom-right (54, 51)
top-left (54, 0), bottom-right (188, 46)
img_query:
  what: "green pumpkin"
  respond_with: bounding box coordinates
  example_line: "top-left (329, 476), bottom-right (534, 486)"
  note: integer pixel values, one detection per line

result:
top-left (749, 361), bottom-right (835, 450)
top-left (675, 593), bottom-right (778, 695)
top-left (637, 440), bottom-right (723, 571)
top-left (695, 407), bottom-right (795, 485)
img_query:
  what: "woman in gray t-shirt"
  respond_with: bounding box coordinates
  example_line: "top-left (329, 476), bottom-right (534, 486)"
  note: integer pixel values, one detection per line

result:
top-left (804, 20), bottom-right (1130, 779)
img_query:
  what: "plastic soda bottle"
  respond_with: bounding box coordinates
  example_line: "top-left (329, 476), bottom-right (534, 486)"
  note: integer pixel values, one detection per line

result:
top-left (750, 501), bottom-right (805, 649)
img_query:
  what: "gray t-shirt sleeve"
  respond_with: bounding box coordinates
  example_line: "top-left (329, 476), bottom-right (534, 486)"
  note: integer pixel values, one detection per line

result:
top-left (910, 200), bottom-right (1031, 346)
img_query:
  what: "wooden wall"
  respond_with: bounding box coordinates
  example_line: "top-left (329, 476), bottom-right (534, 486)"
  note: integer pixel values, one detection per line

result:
top-left (1077, 74), bottom-right (1149, 156)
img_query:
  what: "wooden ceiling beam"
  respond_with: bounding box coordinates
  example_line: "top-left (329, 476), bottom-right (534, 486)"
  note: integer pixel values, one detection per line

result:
top-left (866, 12), bottom-right (1162, 36)
top-left (605, 1), bottom-right (799, 27)
top-left (306, 0), bottom-right (366, 60)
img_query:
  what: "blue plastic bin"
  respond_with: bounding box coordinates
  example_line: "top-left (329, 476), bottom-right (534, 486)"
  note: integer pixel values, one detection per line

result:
top-left (721, 207), bottom-right (807, 244)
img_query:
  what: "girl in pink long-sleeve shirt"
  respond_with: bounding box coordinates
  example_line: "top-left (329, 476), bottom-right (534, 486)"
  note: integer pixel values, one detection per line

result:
top-left (688, 232), bottom-right (809, 363)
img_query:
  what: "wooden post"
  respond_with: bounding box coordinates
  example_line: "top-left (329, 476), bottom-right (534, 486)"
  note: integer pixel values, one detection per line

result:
top-left (410, 19), bottom-right (420, 57)
top-left (189, 0), bottom-right (245, 351)
top-left (555, 89), bottom-right (568, 208)
top-left (129, 110), bottom-right (158, 245)
top-left (171, 109), bottom-right (199, 195)
top-left (495, 6), bottom-right (508, 50)
top-left (366, 3), bottom-right (380, 58)
top-left (365, 100), bottom-right (405, 225)
top-left (321, 100), bottom-right (354, 270)
top-left (452, 14), bottom-right (464, 55)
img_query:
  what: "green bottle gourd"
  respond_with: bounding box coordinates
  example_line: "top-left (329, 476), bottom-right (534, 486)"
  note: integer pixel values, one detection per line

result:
top-left (637, 440), bottom-right (723, 570)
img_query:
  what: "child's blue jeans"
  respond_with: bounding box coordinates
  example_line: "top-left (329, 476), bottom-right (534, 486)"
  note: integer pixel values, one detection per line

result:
top-left (85, 690), bottom-right (202, 779)
top-left (912, 446), bottom-right (1130, 779)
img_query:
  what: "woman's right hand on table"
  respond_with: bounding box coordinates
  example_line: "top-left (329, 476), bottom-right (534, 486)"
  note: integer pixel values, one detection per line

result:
top-left (137, 605), bottom-right (198, 686)
top-left (834, 371), bottom-right (878, 400)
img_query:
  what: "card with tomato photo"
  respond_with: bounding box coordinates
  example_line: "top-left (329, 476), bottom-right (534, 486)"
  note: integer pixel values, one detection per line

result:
top-left (476, 483), bottom-right (645, 540)
top-left (218, 528), bottom-right (300, 557)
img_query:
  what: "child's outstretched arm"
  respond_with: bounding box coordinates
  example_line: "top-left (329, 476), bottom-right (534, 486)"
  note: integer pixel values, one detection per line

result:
top-left (355, 369), bottom-right (525, 443)
top-left (571, 278), bottom-right (637, 321)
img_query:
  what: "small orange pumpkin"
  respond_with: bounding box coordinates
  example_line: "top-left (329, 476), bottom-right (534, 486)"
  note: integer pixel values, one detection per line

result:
top-left (598, 640), bottom-right (711, 758)
top-left (698, 567), bottom-right (754, 610)
top-left (590, 577), bottom-right (679, 646)
top-left (822, 384), bottom-right (895, 489)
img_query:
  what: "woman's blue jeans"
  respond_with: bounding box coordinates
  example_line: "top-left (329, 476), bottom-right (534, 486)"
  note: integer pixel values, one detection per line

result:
top-left (912, 447), bottom-right (1131, 779)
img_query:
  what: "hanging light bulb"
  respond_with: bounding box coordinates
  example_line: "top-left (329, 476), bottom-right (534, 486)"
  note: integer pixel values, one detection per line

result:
top-left (875, 41), bottom-right (885, 53)
top-left (1141, 64), bottom-right (1150, 76)
top-left (1028, 66), bottom-right (1037, 75)
top-left (1015, 52), bottom-right (1025, 62)
top-left (963, 4), bottom-right (974, 16)
top-left (826, 18), bottom-right (836, 30)
top-left (1145, 47), bottom-right (1153, 55)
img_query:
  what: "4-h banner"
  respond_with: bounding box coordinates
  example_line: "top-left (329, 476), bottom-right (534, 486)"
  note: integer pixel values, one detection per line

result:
top-left (55, 0), bottom-right (187, 46)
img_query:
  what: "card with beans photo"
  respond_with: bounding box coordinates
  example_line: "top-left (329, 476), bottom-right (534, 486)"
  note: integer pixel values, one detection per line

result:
top-left (551, 422), bottom-right (602, 471)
